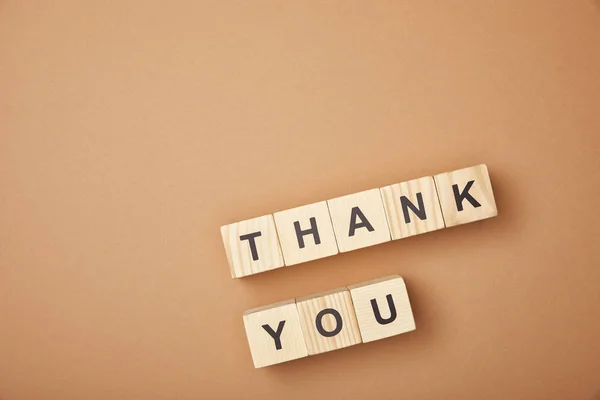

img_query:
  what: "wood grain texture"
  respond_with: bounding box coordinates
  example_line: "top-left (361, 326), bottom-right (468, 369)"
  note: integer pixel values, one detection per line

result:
top-left (273, 201), bottom-right (339, 266)
top-left (433, 164), bottom-right (498, 227)
top-left (348, 275), bottom-right (416, 343)
top-left (243, 299), bottom-right (308, 368)
top-left (327, 189), bottom-right (391, 253)
top-left (220, 215), bottom-right (284, 278)
top-left (296, 288), bottom-right (362, 355)
top-left (380, 176), bottom-right (445, 240)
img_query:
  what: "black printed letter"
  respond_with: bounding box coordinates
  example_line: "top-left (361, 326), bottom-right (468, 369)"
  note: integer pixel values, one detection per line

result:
top-left (315, 308), bottom-right (343, 337)
top-left (262, 321), bottom-right (286, 350)
top-left (348, 207), bottom-right (375, 237)
top-left (452, 180), bottom-right (481, 211)
top-left (400, 193), bottom-right (427, 224)
top-left (239, 232), bottom-right (262, 261)
top-left (294, 217), bottom-right (320, 249)
top-left (370, 294), bottom-right (397, 325)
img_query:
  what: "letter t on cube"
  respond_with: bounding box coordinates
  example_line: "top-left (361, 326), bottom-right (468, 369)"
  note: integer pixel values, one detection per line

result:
top-left (221, 215), bottom-right (284, 278)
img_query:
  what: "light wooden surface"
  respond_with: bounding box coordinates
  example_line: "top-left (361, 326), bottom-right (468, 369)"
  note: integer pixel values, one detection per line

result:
top-left (296, 288), bottom-right (362, 355)
top-left (273, 201), bottom-right (339, 266)
top-left (221, 215), bottom-right (284, 278)
top-left (348, 275), bottom-right (416, 343)
top-left (243, 299), bottom-right (309, 368)
top-left (380, 176), bottom-right (445, 240)
top-left (434, 164), bottom-right (498, 227)
top-left (327, 189), bottom-right (391, 253)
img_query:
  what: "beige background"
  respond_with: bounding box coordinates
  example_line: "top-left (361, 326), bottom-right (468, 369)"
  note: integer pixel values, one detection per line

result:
top-left (1, 1), bottom-right (600, 399)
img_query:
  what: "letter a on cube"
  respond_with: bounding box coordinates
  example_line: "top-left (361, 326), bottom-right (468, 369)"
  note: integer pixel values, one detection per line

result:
top-left (348, 275), bottom-right (416, 343)
top-left (327, 189), bottom-right (391, 252)
top-left (243, 300), bottom-right (308, 368)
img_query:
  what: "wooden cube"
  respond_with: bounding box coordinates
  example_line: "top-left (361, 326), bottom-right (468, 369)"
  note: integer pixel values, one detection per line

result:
top-left (221, 215), bottom-right (284, 278)
top-left (296, 288), bottom-right (362, 355)
top-left (243, 299), bottom-right (309, 368)
top-left (433, 164), bottom-right (498, 227)
top-left (348, 275), bottom-right (416, 343)
top-left (380, 176), bottom-right (445, 240)
top-left (273, 201), bottom-right (339, 266)
top-left (327, 189), bottom-right (391, 253)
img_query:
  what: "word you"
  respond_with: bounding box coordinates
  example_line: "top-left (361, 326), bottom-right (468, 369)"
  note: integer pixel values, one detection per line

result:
top-left (244, 274), bottom-right (415, 368)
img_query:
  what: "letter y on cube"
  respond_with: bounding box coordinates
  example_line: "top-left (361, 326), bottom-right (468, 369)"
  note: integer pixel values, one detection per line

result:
top-left (243, 300), bottom-right (308, 368)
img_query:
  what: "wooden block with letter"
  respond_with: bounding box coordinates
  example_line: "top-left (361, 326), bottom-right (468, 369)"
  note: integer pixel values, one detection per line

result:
top-left (348, 275), bottom-right (415, 343)
top-left (433, 164), bottom-right (498, 227)
top-left (243, 299), bottom-right (309, 368)
top-left (221, 215), bottom-right (284, 278)
top-left (380, 176), bottom-right (445, 240)
top-left (295, 288), bottom-right (362, 355)
top-left (327, 189), bottom-right (391, 252)
top-left (273, 201), bottom-right (339, 266)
